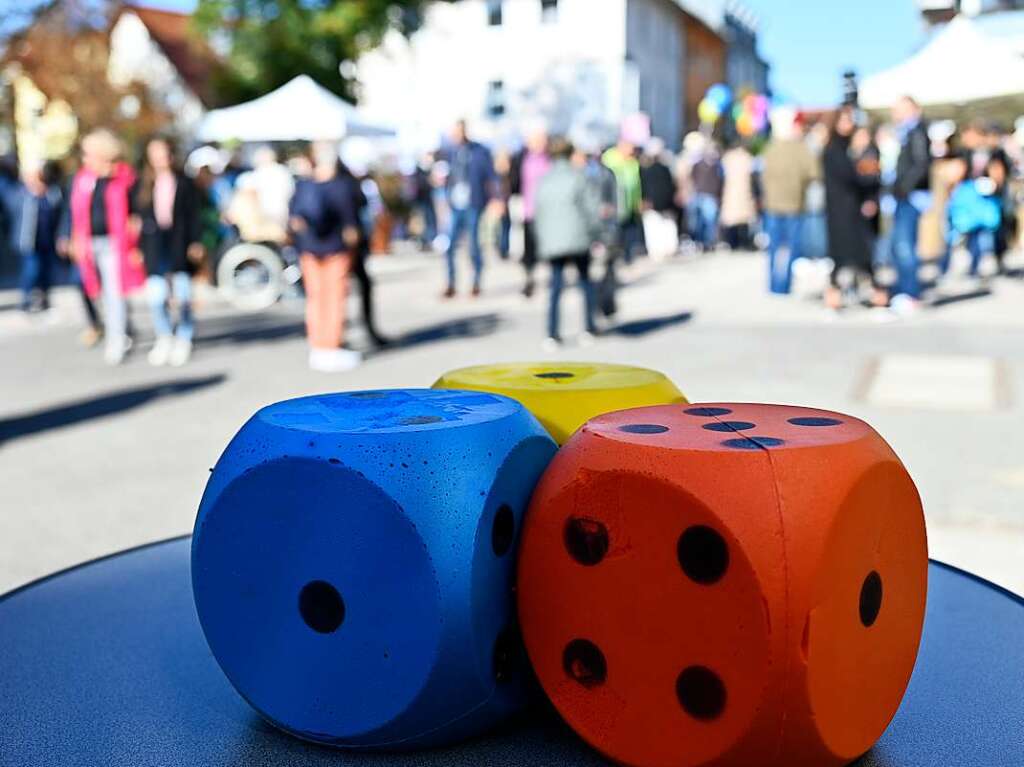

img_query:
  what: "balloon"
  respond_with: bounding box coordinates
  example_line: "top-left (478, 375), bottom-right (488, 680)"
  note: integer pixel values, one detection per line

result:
top-left (698, 99), bottom-right (720, 125)
top-left (753, 94), bottom-right (770, 117)
top-left (736, 113), bottom-right (755, 137)
top-left (706, 83), bottom-right (732, 110)
top-left (744, 93), bottom-right (758, 113)
top-left (732, 102), bottom-right (744, 121)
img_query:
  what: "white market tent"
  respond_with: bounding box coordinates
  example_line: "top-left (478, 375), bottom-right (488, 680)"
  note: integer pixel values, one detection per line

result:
top-left (197, 75), bottom-right (395, 142)
top-left (860, 15), bottom-right (1024, 120)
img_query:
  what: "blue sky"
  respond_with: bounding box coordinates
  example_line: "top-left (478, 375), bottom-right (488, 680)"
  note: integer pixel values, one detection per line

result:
top-left (141, 0), bottom-right (925, 106)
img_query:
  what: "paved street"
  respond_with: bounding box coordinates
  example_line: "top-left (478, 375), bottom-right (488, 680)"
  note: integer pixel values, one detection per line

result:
top-left (2, 248), bottom-right (1023, 595)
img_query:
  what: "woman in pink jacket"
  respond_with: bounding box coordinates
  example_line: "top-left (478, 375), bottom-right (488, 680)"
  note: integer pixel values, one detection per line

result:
top-left (68, 129), bottom-right (144, 365)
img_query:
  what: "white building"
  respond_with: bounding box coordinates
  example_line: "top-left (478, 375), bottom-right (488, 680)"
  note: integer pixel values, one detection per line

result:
top-left (107, 5), bottom-right (215, 138)
top-left (356, 0), bottom-right (767, 152)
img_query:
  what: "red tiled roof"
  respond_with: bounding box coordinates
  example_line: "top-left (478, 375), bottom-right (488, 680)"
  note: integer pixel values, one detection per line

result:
top-left (120, 4), bottom-right (219, 106)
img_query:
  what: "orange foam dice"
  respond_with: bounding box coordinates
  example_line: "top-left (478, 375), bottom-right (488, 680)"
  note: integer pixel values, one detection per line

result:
top-left (517, 403), bottom-right (928, 767)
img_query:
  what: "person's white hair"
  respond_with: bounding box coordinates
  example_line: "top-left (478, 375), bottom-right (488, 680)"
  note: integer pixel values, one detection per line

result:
top-left (645, 137), bottom-right (666, 158)
top-left (682, 131), bottom-right (706, 154)
top-left (81, 129), bottom-right (123, 162)
top-left (252, 145), bottom-right (279, 167)
top-left (770, 107), bottom-right (798, 141)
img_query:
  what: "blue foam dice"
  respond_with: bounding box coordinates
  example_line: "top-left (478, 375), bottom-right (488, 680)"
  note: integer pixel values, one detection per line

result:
top-left (191, 389), bottom-right (557, 749)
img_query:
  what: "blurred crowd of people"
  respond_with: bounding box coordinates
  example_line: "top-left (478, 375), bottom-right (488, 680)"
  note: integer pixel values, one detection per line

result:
top-left (3, 95), bottom-right (1022, 373)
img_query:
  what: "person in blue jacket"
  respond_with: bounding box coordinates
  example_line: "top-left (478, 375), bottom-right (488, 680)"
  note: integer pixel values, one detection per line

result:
top-left (4, 160), bottom-right (64, 313)
top-left (441, 120), bottom-right (496, 299)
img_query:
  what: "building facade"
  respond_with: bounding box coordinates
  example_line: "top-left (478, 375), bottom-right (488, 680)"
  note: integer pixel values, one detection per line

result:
top-left (356, 0), bottom-right (768, 151)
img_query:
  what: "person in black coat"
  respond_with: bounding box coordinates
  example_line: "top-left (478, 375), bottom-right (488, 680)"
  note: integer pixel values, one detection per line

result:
top-left (132, 136), bottom-right (204, 366)
top-left (339, 161), bottom-right (389, 348)
top-left (890, 96), bottom-right (931, 303)
top-left (823, 107), bottom-right (886, 310)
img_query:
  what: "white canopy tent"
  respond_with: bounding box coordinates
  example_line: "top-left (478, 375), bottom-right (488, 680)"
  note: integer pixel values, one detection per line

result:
top-left (197, 75), bottom-right (396, 143)
top-left (860, 15), bottom-right (1024, 120)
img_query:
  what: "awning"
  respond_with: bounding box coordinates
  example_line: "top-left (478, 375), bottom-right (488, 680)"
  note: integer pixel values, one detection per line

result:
top-left (196, 75), bottom-right (396, 142)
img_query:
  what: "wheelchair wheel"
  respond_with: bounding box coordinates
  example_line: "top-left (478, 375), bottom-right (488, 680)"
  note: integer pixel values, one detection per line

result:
top-left (216, 242), bottom-right (285, 311)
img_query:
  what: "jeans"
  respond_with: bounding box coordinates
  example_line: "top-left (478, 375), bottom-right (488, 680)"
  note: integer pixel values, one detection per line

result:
top-left (801, 212), bottom-right (828, 261)
top-left (891, 200), bottom-right (921, 299)
top-left (446, 206), bottom-right (484, 290)
top-left (618, 215), bottom-right (646, 264)
top-left (417, 199), bottom-right (438, 247)
top-left (548, 254), bottom-right (597, 340)
top-left (943, 229), bottom-right (996, 277)
top-left (147, 271), bottom-right (194, 341)
top-left (94, 237), bottom-right (127, 355)
top-left (764, 213), bottom-right (802, 294)
top-left (18, 248), bottom-right (54, 309)
top-left (693, 194), bottom-right (720, 249)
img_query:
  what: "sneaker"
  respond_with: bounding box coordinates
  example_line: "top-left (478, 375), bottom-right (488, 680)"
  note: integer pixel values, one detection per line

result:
top-left (104, 336), bottom-right (131, 366)
top-left (578, 331), bottom-right (597, 348)
top-left (471, 285), bottom-right (482, 298)
top-left (309, 348), bottom-right (363, 372)
top-left (168, 338), bottom-right (193, 367)
top-left (890, 294), bottom-right (921, 317)
top-left (148, 336), bottom-right (174, 367)
top-left (542, 337), bottom-right (562, 353)
top-left (441, 286), bottom-right (456, 300)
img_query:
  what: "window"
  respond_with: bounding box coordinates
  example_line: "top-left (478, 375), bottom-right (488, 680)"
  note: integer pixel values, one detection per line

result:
top-left (487, 0), bottom-right (503, 26)
top-left (486, 80), bottom-right (506, 118)
top-left (541, 0), bottom-right (559, 22)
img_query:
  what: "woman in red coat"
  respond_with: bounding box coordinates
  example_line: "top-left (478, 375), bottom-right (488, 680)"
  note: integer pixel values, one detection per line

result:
top-left (68, 129), bottom-right (144, 365)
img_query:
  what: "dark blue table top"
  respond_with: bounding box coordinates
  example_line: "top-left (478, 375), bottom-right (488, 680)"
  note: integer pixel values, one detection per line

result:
top-left (0, 537), bottom-right (1022, 766)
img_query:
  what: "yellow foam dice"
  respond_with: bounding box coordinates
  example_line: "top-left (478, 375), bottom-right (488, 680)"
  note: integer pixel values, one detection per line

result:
top-left (433, 362), bottom-right (688, 444)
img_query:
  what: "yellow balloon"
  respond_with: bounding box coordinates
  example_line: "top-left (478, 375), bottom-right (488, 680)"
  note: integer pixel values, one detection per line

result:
top-left (698, 99), bottom-right (720, 125)
top-left (433, 362), bottom-right (688, 445)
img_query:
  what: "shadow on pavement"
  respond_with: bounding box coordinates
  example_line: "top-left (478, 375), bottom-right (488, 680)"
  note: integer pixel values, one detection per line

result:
top-left (193, 313), bottom-right (306, 348)
top-left (0, 374), bottom-right (227, 446)
top-left (610, 311), bottom-right (693, 337)
top-left (384, 312), bottom-right (503, 352)
top-left (930, 288), bottom-right (992, 309)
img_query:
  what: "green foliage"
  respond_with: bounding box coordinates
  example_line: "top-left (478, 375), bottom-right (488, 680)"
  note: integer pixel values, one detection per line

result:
top-left (193, 0), bottom-right (445, 106)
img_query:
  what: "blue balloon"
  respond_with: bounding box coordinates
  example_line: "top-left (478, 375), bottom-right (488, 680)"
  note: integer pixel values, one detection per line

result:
top-left (706, 83), bottom-right (733, 110)
top-left (192, 389), bottom-right (557, 749)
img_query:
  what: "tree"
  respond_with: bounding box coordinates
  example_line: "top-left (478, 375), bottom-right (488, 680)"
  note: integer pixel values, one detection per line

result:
top-left (1, 0), bottom-right (172, 160)
top-left (193, 0), bottom-right (449, 106)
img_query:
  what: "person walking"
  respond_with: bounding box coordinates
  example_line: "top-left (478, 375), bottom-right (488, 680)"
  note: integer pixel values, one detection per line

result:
top-left (289, 141), bottom-right (363, 372)
top-left (443, 120), bottom-right (496, 298)
top-left (639, 138), bottom-right (680, 259)
top-left (602, 132), bottom-right (645, 264)
top-left (4, 160), bottom-right (64, 313)
top-left (132, 137), bottom-right (203, 366)
top-left (889, 96), bottom-right (931, 311)
top-left (719, 140), bottom-right (757, 250)
top-left (412, 151), bottom-right (439, 251)
top-left (577, 132), bottom-right (620, 322)
top-left (822, 107), bottom-right (885, 310)
top-left (338, 157), bottom-right (389, 349)
top-left (533, 137), bottom-right (599, 349)
top-left (509, 124), bottom-right (551, 297)
top-left (65, 129), bottom-right (144, 365)
top-left (689, 143), bottom-right (723, 251)
top-left (761, 108), bottom-right (820, 294)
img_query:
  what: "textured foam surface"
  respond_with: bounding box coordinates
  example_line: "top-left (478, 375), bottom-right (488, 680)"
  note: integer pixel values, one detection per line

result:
top-left (0, 538), bottom-right (1020, 765)
top-left (433, 363), bottom-right (687, 444)
top-left (518, 403), bottom-right (929, 767)
top-left (192, 389), bottom-right (557, 748)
